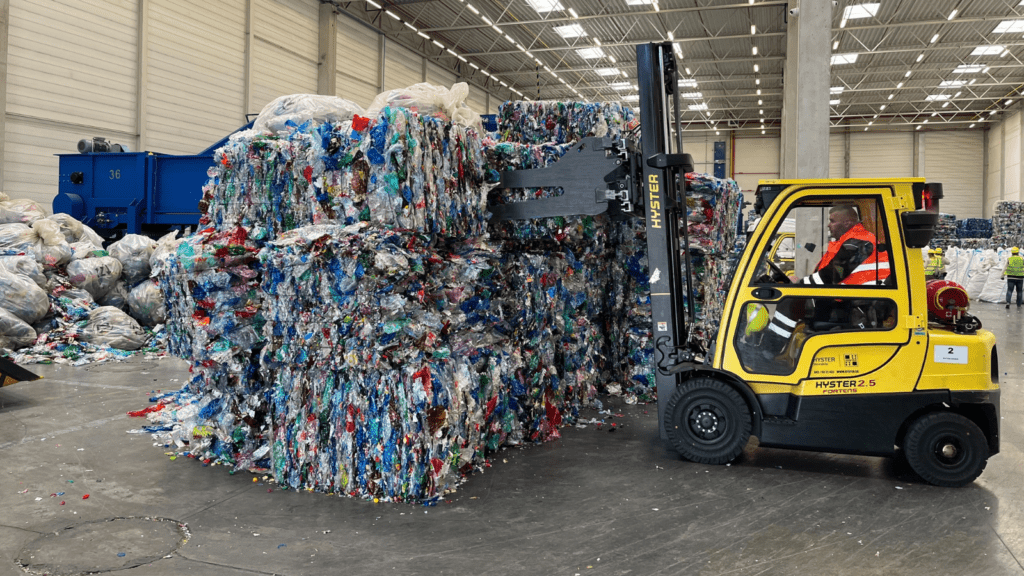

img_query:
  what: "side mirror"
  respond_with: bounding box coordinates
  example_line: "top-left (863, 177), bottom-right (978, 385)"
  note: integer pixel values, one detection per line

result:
top-left (901, 210), bottom-right (939, 248)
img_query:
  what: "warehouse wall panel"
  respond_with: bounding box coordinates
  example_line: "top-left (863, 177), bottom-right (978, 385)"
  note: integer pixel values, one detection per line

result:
top-left (426, 63), bottom-right (457, 88)
top-left (733, 135), bottom-right (780, 192)
top-left (147, 0), bottom-right (247, 156)
top-left (923, 131), bottom-right (984, 218)
top-left (250, 0), bottom-right (318, 114)
top-left (680, 134), bottom-right (715, 174)
top-left (384, 42), bottom-right (423, 91)
top-left (829, 133), bottom-right (845, 178)
top-left (5, 0), bottom-right (139, 202)
top-left (1005, 112), bottom-right (1021, 202)
top-left (466, 84), bottom-right (488, 115)
top-left (849, 132), bottom-right (913, 178)
top-left (336, 14), bottom-right (379, 107)
top-left (987, 124), bottom-right (1003, 216)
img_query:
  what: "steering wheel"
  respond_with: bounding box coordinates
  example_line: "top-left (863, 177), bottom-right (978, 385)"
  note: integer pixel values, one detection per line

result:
top-left (767, 260), bottom-right (791, 283)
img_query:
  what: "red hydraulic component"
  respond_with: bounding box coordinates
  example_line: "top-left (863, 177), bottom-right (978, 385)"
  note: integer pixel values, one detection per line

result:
top-left (926, 279), bottom-right (970, 323)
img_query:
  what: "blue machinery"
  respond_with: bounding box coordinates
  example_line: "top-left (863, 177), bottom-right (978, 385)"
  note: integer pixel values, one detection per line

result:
top-left (54, 122), bottom-right (254, 238)
top-left (55, 115), bottom-right (500, 238)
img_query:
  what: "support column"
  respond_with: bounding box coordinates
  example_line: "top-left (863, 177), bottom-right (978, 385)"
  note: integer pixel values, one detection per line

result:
top-left (317, 2), bottom-right (337, 95)
top-left (982, 129), bottom-right (989, 217)
top-left (844, 129), bottom-right (850, 178)
top-left (378, 34), bottom-right (386, 93)
top-left (243, 0), bottom-right (255, 116)
top-left (0, 0), bottom-right (9, 187)
top-left (912, 131), bottom-right (920, 177)
top-left (135, 0), bottom-right (149, 152)
top-left (780, 0), bottom-right (830, 179)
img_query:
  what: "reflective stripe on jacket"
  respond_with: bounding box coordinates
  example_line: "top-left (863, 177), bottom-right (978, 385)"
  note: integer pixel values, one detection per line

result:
top-left (925, 256), bottom-right (944, 275)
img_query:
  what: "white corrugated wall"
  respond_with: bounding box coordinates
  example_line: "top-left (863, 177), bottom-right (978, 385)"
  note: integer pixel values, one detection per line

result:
top-left (1005, 112), bottom-right (1022, 202)
top-left (466, 84), bottom-right (488, 116)
top-left (426, 62), bottom-right (456, 89)
top-left (250, 0), bottom-right (319, 115)
top-left (829, 133), bottom-right (845, 178)
top-left (4, 0), bottom-right (138, 204)
top-left (987, 124), bottom-right (1003, 216)
top-left (336, 14), bottom-right (379, 107)
top-left (147, 0), bottom-right (247, 155)
top-left (923, 132), bottom-right (984, 218)
top-left (732, 135), bottom-right (780, 192)
top-left (681, 134), bottom-right (715, 175)
top-left (849, 132), bottom-right (913, 178)
top-left (384, 41), bottom-right (423, 91)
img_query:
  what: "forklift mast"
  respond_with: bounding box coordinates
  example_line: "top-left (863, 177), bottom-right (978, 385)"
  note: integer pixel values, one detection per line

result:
top-left (488, 42), bottom-right (699, 432)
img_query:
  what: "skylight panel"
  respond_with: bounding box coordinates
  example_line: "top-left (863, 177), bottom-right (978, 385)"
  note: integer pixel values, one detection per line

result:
top-left (842, 3), bottom-right (879, 19)
top-left (609, 81), bottom-right (635, 90)
top-left (678, 79), bottom-right (698, 88)
top-left (938, 80), bottom-right (966, 87)
top-left (576, 47), bottom-right (606, 59)
top-left (681, 92), bottom-right (703, 99)
top-left (993, 20), bottom-right (1024, 34)
top-left (688, 103), bottom-right (708, 111)
top-left (925, 94), bottom-right (951, 101)
top-left (971, 45), bottom-right (1004, 56)
top-left (625, 0), bottom-right (654, 5)
top-left (829, 99), bottom-right (841, 105)
top-left (953, 65), bottom-right (984, 73)
top-left (524, 0), bottom-right (564, 14)
top-left (830, 86), bottom-right (844, 94)
top-left (553, 24), bottom-right (586, 38)
top-left (596, 68), bottom-right (620, 76)
top-left (830, 53), bottom-right (858, 65)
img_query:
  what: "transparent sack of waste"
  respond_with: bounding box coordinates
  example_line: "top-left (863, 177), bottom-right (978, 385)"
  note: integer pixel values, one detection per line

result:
top-left (79, 306), bottom-right (148, 350)
top-left (0, 267), bottom-right (50, 323)
top-left (66, 256), bottom-right (123, 299)
top-left (0, 197), bottom-right (48, 224)
top-left (48, 213), bottom-right (105, 247)
top-left (0, 306), bottom-right (37, 349)
top-left (127, 279), bottom-right (166, 326)
top-left (108, 234), bottom-right (157, 285)
top-left (98, 281), bottom-right (129, 310)
top-left (69, 240), bottom-right (106, 260)
top-left (0, 223), bottom-right (37, 253)
top-left (0, 255), bottom-right (46, 288)
top-left (149, 230), bottom-right (184, 276)
top-left (253, 94), bottom-right (365, 134)
top-left (365, 82), bottom-right (482, 131)
top-left (30, 219), bottom-right (72, 267)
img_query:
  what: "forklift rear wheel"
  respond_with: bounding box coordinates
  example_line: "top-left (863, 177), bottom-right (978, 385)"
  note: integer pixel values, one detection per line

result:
top-left (665, 378), bottom-right (751, 465)
top-left (904, 412), bottom-right (988, 487)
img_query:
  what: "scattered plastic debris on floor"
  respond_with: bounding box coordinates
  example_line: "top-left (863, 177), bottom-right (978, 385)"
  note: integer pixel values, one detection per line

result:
top-left (0, 194), bottom-right (169, 365)
top-left (136, 88), bottom-right (744, 503)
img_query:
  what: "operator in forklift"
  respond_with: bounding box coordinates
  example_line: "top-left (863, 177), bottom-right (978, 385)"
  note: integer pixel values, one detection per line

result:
top-left (746, 198), bottom-right (895, 373)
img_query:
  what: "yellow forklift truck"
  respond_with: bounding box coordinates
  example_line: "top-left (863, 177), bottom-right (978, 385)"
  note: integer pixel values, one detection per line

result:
top-left (489, 42), bottom-right (999, 487)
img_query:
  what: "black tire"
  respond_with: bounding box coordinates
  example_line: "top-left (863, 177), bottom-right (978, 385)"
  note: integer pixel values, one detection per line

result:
top-left (904, 412), bottom-right (989, 487)
top-left (664, 378), bottom-right (752, 465)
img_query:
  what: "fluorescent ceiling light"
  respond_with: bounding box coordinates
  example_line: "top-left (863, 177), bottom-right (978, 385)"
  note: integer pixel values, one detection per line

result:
top-left (953, 65), bottom-right (984, 73)
top-left (972, 45), bottom-right (1004, 56)
top-left (554, 24), bottom-right (587, 38)
top-left (681, 92), bottom-right (703, 98)
top-left (830, 86), bottom-right (844, 94)
top-left (948, 9), bottom-right (957, 20)
top-left (939, 80), bottom-right (966, 87)
top-left (830, 53), bottom-right (858, 65)
top-left (678, 79), bottom-right (698, 87)
top-left (832, 40), bottom-right (839, 50)
top-left (576, 47), bottom-right (606, 59)
top-left (842, 3), bottom-right (879, 19)
top-left (880, 104), bottom-right (886, 110)
top-left (596, 67), bottom-right (620, 76)
top-left (385, 10), bottom-right (400, 19)
top-left (623, 94), bottom-right (640, 101)
top-left (568, 7), bottom-right (579, 18)
top-left (916, 53), bottom-right (924, 62)
top-left (467, 4), bottom-right (479, 14)
top-left (993, 20), bottom-right (1024, 34)
top-left (925, 94), bottom-right (950, 101)
top-left (751, 25), bottom-right (756, 35)
top-left (688, 103), bottom-right (708, 111)
top-left (829, 99), bottom-right (841, 105)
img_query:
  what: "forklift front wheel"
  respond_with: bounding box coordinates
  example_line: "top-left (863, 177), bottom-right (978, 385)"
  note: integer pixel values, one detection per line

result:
top-left (664, 378), bottom-right (752, 465)
top-left (904, 412), bottom-right (989, 487)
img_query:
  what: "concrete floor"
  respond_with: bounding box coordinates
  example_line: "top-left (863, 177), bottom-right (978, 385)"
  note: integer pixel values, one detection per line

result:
top-left (1, 300), bottom-right (1022, 576)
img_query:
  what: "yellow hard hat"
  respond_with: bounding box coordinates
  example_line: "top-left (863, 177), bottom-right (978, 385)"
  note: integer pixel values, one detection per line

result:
top-left (935, 248), bottom-right (943, 254)
top-left (928, 249), bottom-right (936, 254)
top-left (744, 303), bottom-right (770, 337)
top-left (1013, 247), bottom-right (1020, 254)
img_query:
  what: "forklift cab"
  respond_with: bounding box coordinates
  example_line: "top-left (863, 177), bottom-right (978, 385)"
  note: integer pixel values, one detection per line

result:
top-left (665, 178), bottom-right (999, 487)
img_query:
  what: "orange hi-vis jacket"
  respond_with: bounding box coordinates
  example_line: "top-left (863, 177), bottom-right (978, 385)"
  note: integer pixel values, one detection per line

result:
top-left (815, 222), bottom-right (890, 286)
